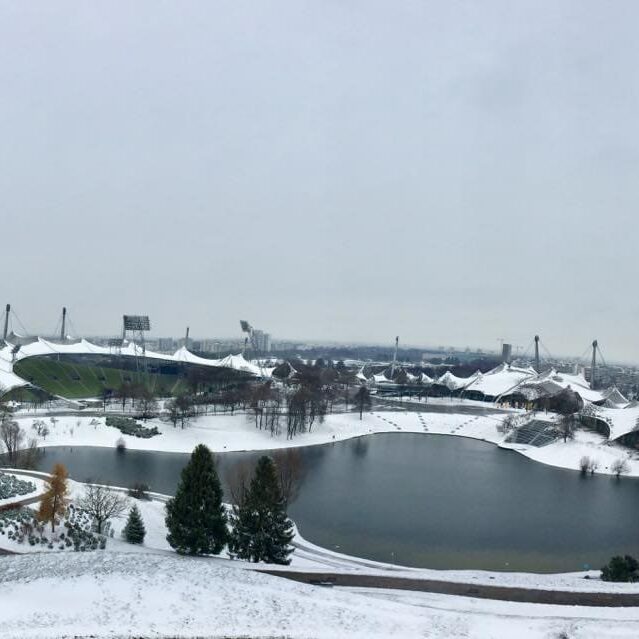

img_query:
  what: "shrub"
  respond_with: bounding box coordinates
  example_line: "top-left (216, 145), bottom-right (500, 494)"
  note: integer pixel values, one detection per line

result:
top-left (105, 416), bottom-right (159, 439)
top-left (116, 437), bottom-right (126, 452)
top-left (0, 473), bottom-right (36, 500)
top-left (128, 483), bottom-right (151, 500)
top-left (601, 555), bottom-right (639, 582)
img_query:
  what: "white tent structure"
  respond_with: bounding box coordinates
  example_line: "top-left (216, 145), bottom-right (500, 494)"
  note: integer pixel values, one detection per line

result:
top-left (463, 363), bottom-right (537, 400)
top-left (434, 370), bottom-right (472, 392)
top-left (0, 336), bottom-right (269, 398)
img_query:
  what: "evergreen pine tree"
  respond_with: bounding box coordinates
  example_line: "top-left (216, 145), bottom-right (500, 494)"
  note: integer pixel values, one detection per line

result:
top-left (165, 444), bottom-right (227, 555)
top-left (122, 505), bottom-right (146, 544)
top-left (230, 455), bottom-right (294, 565)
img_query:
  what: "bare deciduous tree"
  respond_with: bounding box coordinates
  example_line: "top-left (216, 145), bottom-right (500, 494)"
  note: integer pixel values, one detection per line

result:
top-left (1, 418), bottom-right (24, 463)
top-left (78, 484), bottom-right (128, 534)
top-left (559, 414), bottom-right (576, 443)
top-left (17, 437), bottom-right (42, 469)
top-left (611, 458), bottom-right (630, 479)
top-left (225, 458), bottom-right (253, 508)
top-left (138, 388), bottom-right (159, 421)
top-left (354, 385), bottom-right (371, 421)
top-left (579, 456), bottom-right (599, 475)
top-left (497, 414), bottom-right (519, 434)
top-left (167, 393), bottom-right (195, 428)
top-left (273, 448), bottom-right (306, 506)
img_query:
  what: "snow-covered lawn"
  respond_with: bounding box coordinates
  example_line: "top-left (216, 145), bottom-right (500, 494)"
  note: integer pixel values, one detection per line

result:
top-left (1, 551), bottom-right (639, 639)
top-left (504, 429), bottom-right (639, 476)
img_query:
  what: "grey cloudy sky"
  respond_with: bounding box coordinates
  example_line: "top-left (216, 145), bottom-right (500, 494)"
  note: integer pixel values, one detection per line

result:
top-left (1, 1), bottom-right (638, 361)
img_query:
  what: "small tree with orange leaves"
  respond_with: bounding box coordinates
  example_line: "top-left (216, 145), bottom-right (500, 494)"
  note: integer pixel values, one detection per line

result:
top-left (38, 463), bottom-right (69, 533)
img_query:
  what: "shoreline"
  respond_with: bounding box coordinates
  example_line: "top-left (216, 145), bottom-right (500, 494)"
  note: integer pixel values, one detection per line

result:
top-left (2, 468), bottom-right (638, 596)
top-left (7, 406), bottom-right (638, 479)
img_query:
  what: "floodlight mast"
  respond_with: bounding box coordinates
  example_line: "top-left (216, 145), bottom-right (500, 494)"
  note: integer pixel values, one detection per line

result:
top-left (122, 315), bottom-right (151, 373)
top-left (240, 320), bottom-right (257, 354)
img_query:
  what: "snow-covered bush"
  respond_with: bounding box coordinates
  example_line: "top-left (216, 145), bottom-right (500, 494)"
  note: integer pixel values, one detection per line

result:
top-left (0, 504), bottom-right (108, 553)
top-left (0, 472), bottom-right (36, 500)
top-left (497, 413), bottom-right (528, 434)
top-left (106, 416), bottom-right (159, 438)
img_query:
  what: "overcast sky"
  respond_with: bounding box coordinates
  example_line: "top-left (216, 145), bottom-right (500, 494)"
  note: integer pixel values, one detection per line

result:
top-left (1, 2), bottom-right (638, 361)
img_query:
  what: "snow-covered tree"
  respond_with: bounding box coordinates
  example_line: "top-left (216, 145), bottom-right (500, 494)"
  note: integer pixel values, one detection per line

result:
top-left (165, 444), bottom-right (227, 555)
top-left (230, 455), bottom-right (294, 565)
top-left (122, 505), bottom-right (146, 544)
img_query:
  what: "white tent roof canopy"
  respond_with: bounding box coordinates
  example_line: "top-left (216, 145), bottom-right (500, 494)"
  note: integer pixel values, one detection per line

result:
top-left (0, 337), bottom-right (269, 397)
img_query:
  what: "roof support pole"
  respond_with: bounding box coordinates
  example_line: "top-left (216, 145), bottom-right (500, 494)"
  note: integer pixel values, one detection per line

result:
top-left (3, 304), bottom-right (10, 341)
top-left (390, 336), bottom-right (399, 378)
top-left (60, 307), bottom-right (67, 341)
top-left (591, 340), bottom-right (598, 390)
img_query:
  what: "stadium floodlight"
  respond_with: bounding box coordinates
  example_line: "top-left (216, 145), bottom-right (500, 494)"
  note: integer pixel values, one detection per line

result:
top-left (240, 320), bottom-right (252, 333)
top-left (123, 315), bottom-right (151, 332)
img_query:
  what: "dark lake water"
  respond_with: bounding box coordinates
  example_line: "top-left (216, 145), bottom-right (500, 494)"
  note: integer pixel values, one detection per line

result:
top-left (7, 433), bottom-right (639, 571)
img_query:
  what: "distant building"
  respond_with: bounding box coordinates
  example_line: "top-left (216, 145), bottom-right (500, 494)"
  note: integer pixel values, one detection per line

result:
top-left (157, 337), bottom-right (175, 352)
top-left (199, 340), bottom-right (224, 354)
top-left (501, 343), bottom-right (513, 364)
top-left (252, 330), bottom-right (271, 353)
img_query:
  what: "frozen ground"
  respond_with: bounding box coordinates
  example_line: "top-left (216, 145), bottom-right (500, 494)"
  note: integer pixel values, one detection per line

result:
top-left (10, 405), bottom-right (639, 477)
top-left (1, 551), bottom-right (639, 639)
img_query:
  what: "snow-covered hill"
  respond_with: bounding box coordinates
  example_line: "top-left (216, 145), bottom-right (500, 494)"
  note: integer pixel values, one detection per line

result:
top-left (2, 551), bottom-right (639, 638)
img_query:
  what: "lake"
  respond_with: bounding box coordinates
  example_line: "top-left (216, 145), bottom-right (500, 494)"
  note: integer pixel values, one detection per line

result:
top-left (9, 433), bottom-right (639, 571)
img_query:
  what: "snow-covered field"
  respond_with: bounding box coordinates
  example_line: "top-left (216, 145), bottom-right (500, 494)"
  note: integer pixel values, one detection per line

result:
top-left (10, 404), bottom-right (639, 477)
top-left (2, 550), bottom-right (639, 639)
